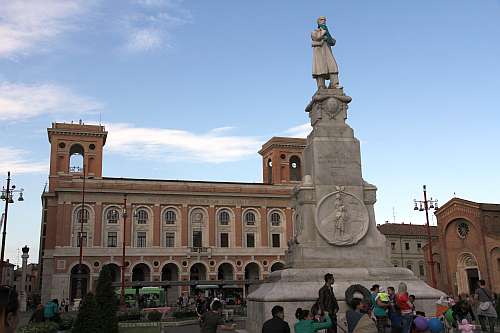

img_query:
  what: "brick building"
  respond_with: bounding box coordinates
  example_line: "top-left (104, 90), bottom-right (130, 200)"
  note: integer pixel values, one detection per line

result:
top-left (431, 198), bottom-right (500, 295)
top-left (39, 123), bottom-right (306, 304)
top-left (377, 223), bottom-right (438, 281)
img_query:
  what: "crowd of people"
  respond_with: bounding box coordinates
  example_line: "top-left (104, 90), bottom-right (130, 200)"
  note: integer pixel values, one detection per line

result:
top-left (261, 274), bottom-right (499, 333)
top-left (1, 275), bottom-right (498, 333)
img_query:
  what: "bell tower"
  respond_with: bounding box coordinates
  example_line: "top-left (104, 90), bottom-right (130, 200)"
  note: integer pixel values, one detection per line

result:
top-left (47, 122), bottom-right (107, 190)
top-left (258, 137), bottom-right (306, 185)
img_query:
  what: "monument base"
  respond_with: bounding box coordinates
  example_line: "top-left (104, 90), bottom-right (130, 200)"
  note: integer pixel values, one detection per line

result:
top-left (246, 267), bottom-right (445, 333)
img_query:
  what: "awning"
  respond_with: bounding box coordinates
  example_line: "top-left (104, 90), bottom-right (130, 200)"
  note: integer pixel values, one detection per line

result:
top-left (222, 285), bottom-right (242, 289)
top-left (195, 285), bottom-right (219, 289)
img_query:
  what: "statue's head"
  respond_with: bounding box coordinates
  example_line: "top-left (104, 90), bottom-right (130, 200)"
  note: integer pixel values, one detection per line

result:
top-left (317, 16), bottom-right (327, 25)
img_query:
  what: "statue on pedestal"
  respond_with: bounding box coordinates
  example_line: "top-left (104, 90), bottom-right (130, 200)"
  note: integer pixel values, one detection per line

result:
top-left (312, 16), bottom-right (341, 90)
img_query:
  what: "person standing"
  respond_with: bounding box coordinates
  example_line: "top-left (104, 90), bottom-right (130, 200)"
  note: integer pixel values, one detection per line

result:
top-left (199, 300), bottom-right (236, 333)
top-left (474, 280), bottom-right (497, 333)
top-left (395, 283), bottom-right (413, 333)
top-left (262, 305), bottom-right (291, 333)
top-left (0, 286), bottom-right (20, 333)
top-left (318, 273), bottom-right (339, 333)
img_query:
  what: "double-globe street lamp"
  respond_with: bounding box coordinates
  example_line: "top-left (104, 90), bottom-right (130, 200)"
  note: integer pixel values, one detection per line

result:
top-left (0, 171), bottom-right (24, 284)
top-left (413, 185), bottom-right (439, 288)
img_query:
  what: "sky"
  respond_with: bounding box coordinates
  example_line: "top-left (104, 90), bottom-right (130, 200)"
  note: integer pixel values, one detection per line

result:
top-left (0, 0), bottom-right (499, 265)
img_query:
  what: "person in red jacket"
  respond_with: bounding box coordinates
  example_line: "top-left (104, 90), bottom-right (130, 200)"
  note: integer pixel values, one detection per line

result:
top-left (395, 283), bottom-right (414, 333)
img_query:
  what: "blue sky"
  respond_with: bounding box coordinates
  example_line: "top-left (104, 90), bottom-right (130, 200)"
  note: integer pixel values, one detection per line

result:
top-left (1, 0), bottom-right (499, 265)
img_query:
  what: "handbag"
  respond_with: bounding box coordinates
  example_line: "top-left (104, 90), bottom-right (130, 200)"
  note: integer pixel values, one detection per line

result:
top-left (478, 288), bottom-right (494, 311)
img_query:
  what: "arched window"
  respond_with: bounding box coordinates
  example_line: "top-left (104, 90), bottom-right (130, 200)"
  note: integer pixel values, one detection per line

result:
top-left (244, 211), bottom-right (256, 226)
top-left (69, 144), bottom-right (84, 173)
top-left (267, 159), bottom-right (273, 184)
top-left (289, 156), bottom-right (301, 181)
top-left (136, 209), bottom-right (149, 224)
top-left (270, 212), bottom-right (281, 227)
top-left (76, 207), bottom-right (90, 224)
top-left (164, 210), bottom-right (177, 224)
top-left (219, 210), bottom-right (230, 226)
top-left (106, 208), bottom-right (119, 224)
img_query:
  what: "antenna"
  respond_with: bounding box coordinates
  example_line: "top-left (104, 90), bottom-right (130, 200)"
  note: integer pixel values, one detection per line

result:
top-left (99, 112), bottom-right (102, 126)
top-left (392, 207), bottom-right (396, 223)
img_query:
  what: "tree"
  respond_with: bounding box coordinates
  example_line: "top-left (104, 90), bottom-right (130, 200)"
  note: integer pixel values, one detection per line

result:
top-left (72, 293), bottom-right (100, 333)
top-left (95, 264), bottom-right (119, 333)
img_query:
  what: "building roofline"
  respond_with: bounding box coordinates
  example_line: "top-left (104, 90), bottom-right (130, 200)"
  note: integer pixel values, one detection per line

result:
top-left (258, 136), bottom-right (307, 156)
top-left (435, 197), bottom-right (481, 216)
top-left (101, 176), bottom-right (288, 186)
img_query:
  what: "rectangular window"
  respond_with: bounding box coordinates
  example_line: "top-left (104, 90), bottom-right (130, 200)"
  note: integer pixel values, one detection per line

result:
top-left (220, 233), bottom-right (229, 248)
top-left (272, 234), bottom-right (280, 248)
top-left (165, 232), bottom-right (175, 248)
top-left (77, 232), bottom-right (87, 247)
top-left (246, 233), bottom-right (255, 248)
top-left (405, 242), bottom-right (410, 251)
top-left (391, 242), bottom-right (396, 250)
top-left (193, 230), bottom-right (202, 248)
top-left (107, 232), bottom-right (117, 248)
top-left (419, 264), bottom-right (425, 276)
top-left (137, 232), bottom-right (147, 248)
top-left (417, 243), bottom-right (422, 250)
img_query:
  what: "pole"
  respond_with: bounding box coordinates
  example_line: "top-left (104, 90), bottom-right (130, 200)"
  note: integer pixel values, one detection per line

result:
top-left (423, 185), bottom-right (437, 288)
top-left (121, 195), bottom-right (127, 308)
top-left (0, 172), bottom-right (11, 284)
top-left (76, 165), bottom-right (86, 299)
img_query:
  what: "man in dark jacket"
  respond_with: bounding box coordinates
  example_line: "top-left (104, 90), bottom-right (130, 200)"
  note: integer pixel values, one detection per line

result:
top-left (319, 273), bottom-right (339, 333)
top-left (262, 305), bottom-right (291, 333)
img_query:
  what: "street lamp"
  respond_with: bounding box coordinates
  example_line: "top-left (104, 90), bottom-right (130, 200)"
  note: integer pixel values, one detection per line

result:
top-left (413, 185), bottom-right (439, 288)
top-left (121, 194), bottom-right (128, 308)
top-left (75, 165), bottom-right (93, 301)
top-left (0, 171), bottom-right (24, 284)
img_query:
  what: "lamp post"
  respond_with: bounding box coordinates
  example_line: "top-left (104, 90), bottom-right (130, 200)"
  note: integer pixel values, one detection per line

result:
top-left (413, 185), bottom-right (439, 288)
top-left (75, 165), bottom-right (88, 301)
top-left (0, 171), bottom-right (24, 284)
top-left (121, 194), bottom-right (127, 308)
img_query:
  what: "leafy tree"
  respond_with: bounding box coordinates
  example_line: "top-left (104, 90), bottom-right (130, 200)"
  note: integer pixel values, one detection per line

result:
top-left (72, 293), bottom-right (100, 333)
top-left (95, 264), bottom-right (119, 333)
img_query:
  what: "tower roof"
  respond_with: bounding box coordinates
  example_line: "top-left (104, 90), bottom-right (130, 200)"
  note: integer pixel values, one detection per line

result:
top-left (48, 122), bottom-right (108, 144)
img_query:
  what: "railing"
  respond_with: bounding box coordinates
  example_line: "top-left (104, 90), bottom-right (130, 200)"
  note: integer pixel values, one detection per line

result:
top-left (190, 247), bottom-right (211, 254)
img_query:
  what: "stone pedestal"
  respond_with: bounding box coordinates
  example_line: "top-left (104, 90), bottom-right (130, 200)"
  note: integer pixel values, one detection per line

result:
top-left (246, 88), bottom-right (444, 333)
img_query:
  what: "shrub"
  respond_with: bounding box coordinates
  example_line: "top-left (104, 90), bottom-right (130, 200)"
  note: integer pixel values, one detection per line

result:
top-left (95, 264), bottom-right (119, 333)
top-left (58, 314), bottom-right (75, 330)
top-left (117, 309), bottom-right (142, 322)
top-left (18, 321), bottom-right (59, 333)
top-left (172, 310), bottom-right (197, 319)
top-left (72, 293), bottom-right (100, 333)
top-left (147, 310), bottom-right (163, 322)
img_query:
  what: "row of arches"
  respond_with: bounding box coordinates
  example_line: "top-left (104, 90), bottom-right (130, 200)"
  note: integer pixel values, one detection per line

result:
top-left (69, 260), bottom-right (286, 298)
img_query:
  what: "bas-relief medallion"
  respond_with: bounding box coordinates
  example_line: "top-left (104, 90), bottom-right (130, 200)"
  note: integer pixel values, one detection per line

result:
top-left (315, 186), bottom-right (369, 246)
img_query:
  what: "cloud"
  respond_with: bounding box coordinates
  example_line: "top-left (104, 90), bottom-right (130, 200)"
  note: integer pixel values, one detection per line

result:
top-left (285, 123), bottom-right (312, 137)
top-left (124, 0), bottom-right (191, 52)
top-left (106, 123), bottom-right (261, 163)
top-left (127, 29), bottom-right (163, 51)
top-left (0, 0), bottom-right (88, 58)
top-left (0, 82), bottom-right (102, 121)
top-left (0, 147), bottom-right (47, 174)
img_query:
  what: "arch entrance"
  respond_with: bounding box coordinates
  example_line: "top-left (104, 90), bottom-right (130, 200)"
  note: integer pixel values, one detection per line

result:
top-left (456, 252), bottom-right (480, 295)
top-left (70, 264), bottom-right (90, 301)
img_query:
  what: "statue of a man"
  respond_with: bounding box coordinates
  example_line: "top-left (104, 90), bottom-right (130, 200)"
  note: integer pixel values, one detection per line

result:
top-left (312, 16), bottom-right (341, 90)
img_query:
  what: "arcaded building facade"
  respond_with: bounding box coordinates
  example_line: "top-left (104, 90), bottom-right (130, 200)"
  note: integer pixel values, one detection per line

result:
top-left (431, 198), bottom-right (500, 295)
top-left (39, 123), bottom-right (306, 304)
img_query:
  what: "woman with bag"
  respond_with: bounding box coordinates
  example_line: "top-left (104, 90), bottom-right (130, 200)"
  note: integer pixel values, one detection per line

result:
top-left (474, 280), bottom-right (497, 333)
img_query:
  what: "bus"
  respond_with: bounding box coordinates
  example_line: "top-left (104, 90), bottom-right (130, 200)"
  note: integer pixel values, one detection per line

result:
top-left (115, 287), bottom-right (166, 308)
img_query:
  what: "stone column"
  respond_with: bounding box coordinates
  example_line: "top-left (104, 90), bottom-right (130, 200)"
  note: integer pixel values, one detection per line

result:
top-left (20, 246), bottom-right (29, 312)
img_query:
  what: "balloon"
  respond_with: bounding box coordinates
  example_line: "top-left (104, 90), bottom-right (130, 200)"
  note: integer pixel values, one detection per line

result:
top-left (414, 316), bottom-right (429, 331)
top-left (444, 308), bottom-right (455, 325)
top-left (428, 317), bottom-right (444, 333)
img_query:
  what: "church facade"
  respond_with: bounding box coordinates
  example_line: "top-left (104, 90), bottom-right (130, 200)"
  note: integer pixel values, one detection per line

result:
top-left (39, 122), bottom-right (306, 303)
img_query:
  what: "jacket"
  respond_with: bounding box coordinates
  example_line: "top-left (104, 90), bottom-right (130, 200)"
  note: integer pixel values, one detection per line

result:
top-left (294, 315), bottom-right (332, 333)
top-left (319, 284), bottom-right (339, 314)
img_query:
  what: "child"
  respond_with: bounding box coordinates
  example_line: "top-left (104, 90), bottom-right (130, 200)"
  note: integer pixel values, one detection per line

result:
top-left (458, 318), bottom-right (475, 333)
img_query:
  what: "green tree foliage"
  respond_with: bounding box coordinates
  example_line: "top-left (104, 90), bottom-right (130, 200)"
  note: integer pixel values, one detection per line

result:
top-left (72, 293), bottom-right (100, 333)
top-left (95, 264), bottom-right (119, 333)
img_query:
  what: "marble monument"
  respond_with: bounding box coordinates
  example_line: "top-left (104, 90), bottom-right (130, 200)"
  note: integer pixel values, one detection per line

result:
top-left (245, 17), bottom-right (444, 333)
